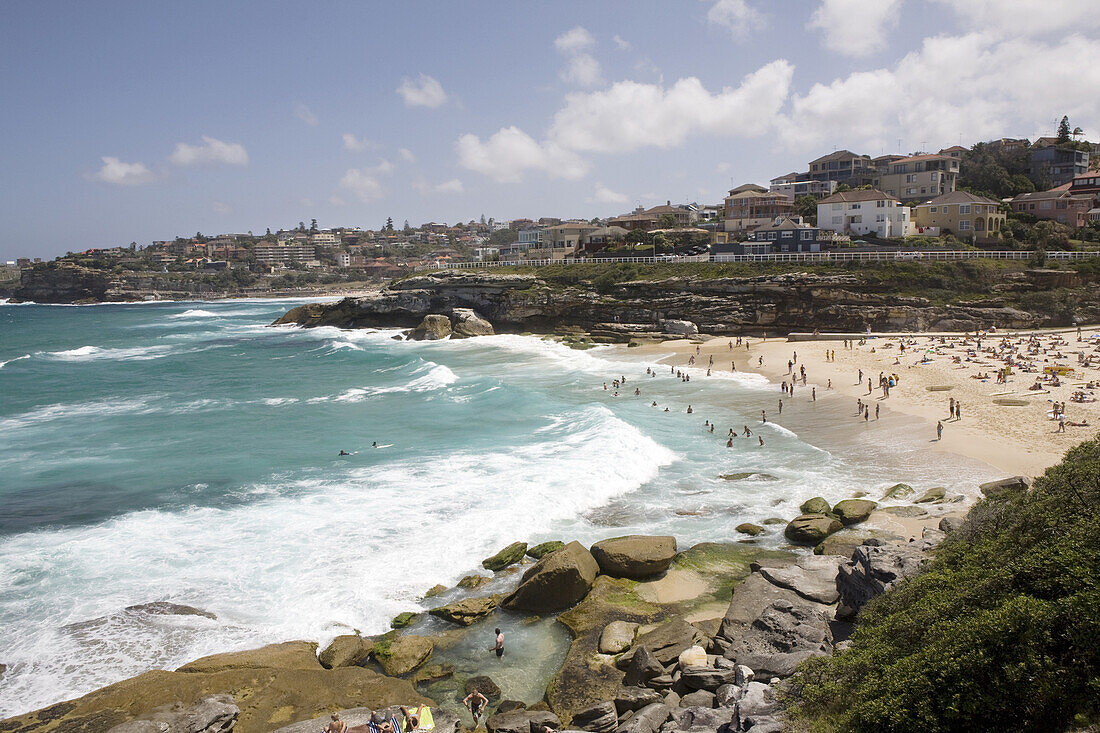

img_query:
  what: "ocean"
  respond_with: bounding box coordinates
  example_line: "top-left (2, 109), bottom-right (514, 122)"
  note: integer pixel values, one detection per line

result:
top-left (0, 298), bottom-right (995, 717)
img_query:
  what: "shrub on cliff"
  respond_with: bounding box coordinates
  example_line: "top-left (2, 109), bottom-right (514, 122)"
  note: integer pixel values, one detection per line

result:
top-left (789, 437), bottom-right (1100, 733)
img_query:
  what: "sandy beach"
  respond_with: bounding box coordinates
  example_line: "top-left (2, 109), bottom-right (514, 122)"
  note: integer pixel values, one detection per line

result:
top-left (623, 326), bottom-right (1100, 478)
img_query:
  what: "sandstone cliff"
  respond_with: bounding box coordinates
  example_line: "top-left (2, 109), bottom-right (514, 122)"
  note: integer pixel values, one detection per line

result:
top-left (272, 266), bottom-right (1099, 335)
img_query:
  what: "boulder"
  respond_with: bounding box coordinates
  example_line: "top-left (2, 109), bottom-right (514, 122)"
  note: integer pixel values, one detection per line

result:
top-left (621, 646), bottom-right (665, 686)
top-left (613, 687), bottom-right (661, 715)
top-left (735, 665), bottom-right (754, 686)
top-left (106, 695), bottom-right (238, 733)
top-left (665, 706), bottom-right (734, 731)
top-left (504, 541), bottom-right (599, 612)
top-left (408, 314), bottom-right (452, 340)
top-left (429, 595), bottom-right (501, 626)
top-left (590, 536), bottom-right (677, 579)
top-left (979, 475), bottom-right (1032, 498)
top-left (628, 617), bottom-right (705, 665)
top-left (812, 528), bottom-right (902, 557)
top-left (414, 663), bottom-right (454, 683)
top-left (177, 641), bottom-right (321, 673)
top-left (451, 308), bottom-right (494, 338)
top-left (879, 505), bottom-right (928, 518)
top-left (614, 702), bottom-right (669, 733)
top-left (527, 541), bottom-right (565, 559)
top-left (483, 542), bottom-right (528, 571)
top-left (939, 516), bottom-right (965, 533)
top-left (571, 701), bottom-right (618, 733)
top-left (661, 691), bottom-right (680, 708)
top-left (458, 574), bottom-right (492, 590)
top-left (424, 584), bottom-right (447, 599)
top-left (391, 612), bottom-right (418, 628)
top-left (757, 554), bottom-right (843, 605)
top-left (836, 542), bottom-right (927, 619)
top-left (881, 483), bottom-right (914, 500)
top-left (783, 514), bottom-right (842, 545)
top-left (486, 710), bottom-right (560, 733)
top-left (737, 681), bottom-right (780, 718)
top-left (913, 487), bottom-right (946, 503)
top-left (465, 675), bottom-right (502, 699)
top-left (722, 601), bottom-right (832, 678)
top-left (676, 645), bottom-right (708, 669)
top-left (662, 320), bottom-right (698, 336)
top-left (318, 635), bottom-right (373, 669)
top-left (831, 499), bottom-right (877, 525)
top-left (373, 635), bottom-right (433, 676)
top-left (124, 602), bottom-right (217, 620)
top-left (715, 684), bottom-right (739, 707)
top-left (799, 497), bottom-right (831, 515)
top-left (678, 689), bottom-right (715, 709)
top-left (735, 523), bottom-right (764, 537)
top-left (680, 666), bottom-right (736, 691)
top-left (6, 662), bottom-right (429, 733)
top-left (598, 621), bottom-right (639, 654)
top-left (498, 701), bottom-right (526, 714)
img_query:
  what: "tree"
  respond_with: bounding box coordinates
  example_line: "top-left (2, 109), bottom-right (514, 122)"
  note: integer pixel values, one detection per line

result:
top-left (266, 228), bottom-right (272, 236)
top-left (403, 219), bottom-right (411, 232)
top-left (1057, 115), bottom-right (1071, 143)
top-left (658, 213), bottom-right (677, 229)
top-left (793, 195), bottom-right (818, 224)
top-left (835, 183), bottom-right (852, 193)
top-left (1072, 126), bottom-right (1084, 141)
top-left (385, 217), bottom-right (395, 233)
top-left (310, 219), bottom-right (318, 233)
top-left (298, 221), bottom-right (306, 232)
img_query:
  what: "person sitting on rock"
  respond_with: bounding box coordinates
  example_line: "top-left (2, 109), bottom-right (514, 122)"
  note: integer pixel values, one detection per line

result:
top-left (324, 712), bottom-right (349, 733)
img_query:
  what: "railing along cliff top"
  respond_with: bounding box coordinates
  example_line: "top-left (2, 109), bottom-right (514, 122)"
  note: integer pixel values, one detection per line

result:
top-left (415, 250), bottom-right (1096, 270)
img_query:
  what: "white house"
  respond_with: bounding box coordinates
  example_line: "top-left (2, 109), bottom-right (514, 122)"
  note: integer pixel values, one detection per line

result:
top-left (817, 190), bottom-right (910, 237)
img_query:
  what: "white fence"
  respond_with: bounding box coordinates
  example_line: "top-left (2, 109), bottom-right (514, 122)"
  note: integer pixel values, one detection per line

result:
top-left (418, 250), bottom-right (1096, 270)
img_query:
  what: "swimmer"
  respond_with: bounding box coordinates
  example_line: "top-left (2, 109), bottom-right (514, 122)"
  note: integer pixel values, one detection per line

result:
top-left (651, 401), bottom-right (658, 406)
top-left (372, 441), bottom-right (378, 448)
top-left (687, 405), bottom-right (693, 414)
top-left (338, 450), bottom-right (350, 456)
top-left (759, 436), bottom-right (765, 446)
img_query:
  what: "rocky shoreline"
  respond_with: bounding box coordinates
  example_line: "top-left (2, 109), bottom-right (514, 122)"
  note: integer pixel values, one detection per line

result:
top-left (271, 268), bottom-right (1100, 337)
top-left (0, 475), bottom-right (1020, 733)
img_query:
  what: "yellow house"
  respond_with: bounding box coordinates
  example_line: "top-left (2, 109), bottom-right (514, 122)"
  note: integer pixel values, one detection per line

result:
top-left (913, 191), bottom-right (1005, 244)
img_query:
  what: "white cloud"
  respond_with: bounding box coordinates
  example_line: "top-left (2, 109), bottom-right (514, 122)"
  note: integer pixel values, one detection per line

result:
top-left (342, 133), bottom-right (372, 152)
top-left (168, 136), bottom-right (249, 167)
top-left (399, 147), bottom-right (416, 162)
top-left (415, 178), bottom-right (464, 194)
top-left (90, 156), bottom-right (155, 185)
top-left (329, 195), bottom-right (347, 207)
top-left (613, 35), bottom-right (631, 51)
top-left (562, 53), bottom-right (603, 87)
top-left (295, 104), bottom-right (319, 126)
top-left (929, 0), bottom-right (1100, 36)
top-left (212, 201), bottom-right (232, 214)
top-left (456, 126), bottom-right (589, 183)
top-left (457, 60), bottom-right (793, 183)
top-left (549, 60), bottom-right (794, 154)
top-left (808, 0), bottom-right (902, 57)
top-left (780, 32), bottom-right (1100, 151)
top-left (397, 74), bottom-right (447, 108)
top-left (338, 160), bottom-right (393, 203)
top-left (554, 26), bottom-right (596, 53)
top-left (589, 183), bottom-right (628, 204)
top-left (555, 26), bottom-right (603, 88)
top-left (705, 0), bottom-right (765, 37)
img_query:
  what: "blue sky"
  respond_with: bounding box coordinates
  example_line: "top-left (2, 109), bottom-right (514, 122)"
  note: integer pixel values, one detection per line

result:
top-left (2, 0), bottom-right (1098, 261)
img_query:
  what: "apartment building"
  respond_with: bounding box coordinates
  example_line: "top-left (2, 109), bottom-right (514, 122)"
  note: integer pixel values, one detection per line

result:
top-left (721, 186), bottom-right (794, 234)
top-left (1010, 189), bottom-right (1094, 228)
top-left (768, 177), bottom-right (837, 201)
top-left (1028, 145), bottom-right (1090, 187)
top-left (874, 153), bottom-right (959, 202)
top-left (914, 191), bottom-right (1005, 244)
top-left (817, 190), bottom-right (910, 237)
top-left (807, 150), bottom-right (876, 187)
top-left (253, 242), bottom-right (317, 264)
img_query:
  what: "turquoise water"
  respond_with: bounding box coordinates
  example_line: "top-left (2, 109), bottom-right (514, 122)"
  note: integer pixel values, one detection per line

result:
top-left (0, 299), bottom-right (995, 716)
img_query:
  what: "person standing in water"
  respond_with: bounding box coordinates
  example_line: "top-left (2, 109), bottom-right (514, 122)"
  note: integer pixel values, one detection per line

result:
top-left (494, 628), bottom-right (504, 659)
top-left (464, 690), bottom-right (489, 727)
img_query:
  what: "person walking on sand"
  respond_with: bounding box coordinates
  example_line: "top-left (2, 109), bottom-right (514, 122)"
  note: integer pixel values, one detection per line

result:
top-left (494, 628), bottom-right (504, 659)
top-left (956, 401), bottom-right (961, 421)
top-left (812, 387), bottom-right (816, 401)
top-left (464, 690), bottom-right (489, 727)
top-left (778, 399), bottom-right (783, 414)
top-left (875, 403), bottom-right (880, 420)
top-left (948, 397), bottom-right (955, 417)
top-left (937, 420), bottom-right (943, 440)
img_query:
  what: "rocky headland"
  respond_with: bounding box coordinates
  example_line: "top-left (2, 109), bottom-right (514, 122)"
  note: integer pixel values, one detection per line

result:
top-left (1, 473), bottom-right (1003, 733)
top-left (272, 264), bottom-right (1100, 338)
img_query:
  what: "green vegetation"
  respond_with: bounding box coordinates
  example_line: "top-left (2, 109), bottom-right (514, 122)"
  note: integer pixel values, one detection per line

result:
top-left (789, 438), bottom-right (1100, 733)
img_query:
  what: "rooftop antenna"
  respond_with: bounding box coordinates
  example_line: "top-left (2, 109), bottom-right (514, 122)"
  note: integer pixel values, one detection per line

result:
top-left (897, 138), bottom-right (902, 153)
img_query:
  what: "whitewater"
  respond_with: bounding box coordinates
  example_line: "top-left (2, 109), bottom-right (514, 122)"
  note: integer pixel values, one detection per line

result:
top-left (0, 298), bottom-right (995, 718)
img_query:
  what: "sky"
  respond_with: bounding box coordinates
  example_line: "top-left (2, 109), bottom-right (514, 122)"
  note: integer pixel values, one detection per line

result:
top-left (2, 0), bottom-right (1099, 261)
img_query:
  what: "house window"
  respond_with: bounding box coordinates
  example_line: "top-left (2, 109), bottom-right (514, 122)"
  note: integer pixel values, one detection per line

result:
top-left (906, 174), bottom-right (916, 183)
top-left (1040, 201), bottom-right (1052, 210)
top-left (930, 172), bottom-right (938, 182)
top-left (781, 231), bottom-right (793, 238)
top-left (832, 216), bottom-right (842, 225)
top-left (876, 214), bottom-right (885, 222)
top-left (959, 205), bottom-right (971, 214)
top-left (930, 206), bottom-right (937, 213)
top-left (958, 220), bottom-right (971, 230)
top-left (877, 200), bottom-right (886, 207)
top-left (800, 231), bottom-right (813, 239)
